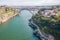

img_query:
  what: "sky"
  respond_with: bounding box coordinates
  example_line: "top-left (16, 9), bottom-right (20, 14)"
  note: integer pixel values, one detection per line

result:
top-left (0, 0), bottom-right (60, 6)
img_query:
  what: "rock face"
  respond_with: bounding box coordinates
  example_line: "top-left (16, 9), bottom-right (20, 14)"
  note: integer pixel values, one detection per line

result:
top-left (0, 6), bottom-right (19, 24)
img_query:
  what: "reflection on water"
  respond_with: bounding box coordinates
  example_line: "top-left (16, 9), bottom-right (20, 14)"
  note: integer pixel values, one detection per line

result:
top-left (0, 10), bottom-right (39, 40)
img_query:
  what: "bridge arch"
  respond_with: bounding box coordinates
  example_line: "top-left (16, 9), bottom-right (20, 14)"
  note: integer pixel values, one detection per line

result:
top-left (19, 8), bottom-right (39, 15)
top-left (19, 10), bottom-right (34, 20)
top-left (20, 9), bottom-right (34, 15)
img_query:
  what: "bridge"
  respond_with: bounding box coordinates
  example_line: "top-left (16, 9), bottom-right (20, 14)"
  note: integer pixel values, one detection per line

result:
top-left (11, 6), bottom-right (52, 15)
top-left (11, 6), bottom-right (41, 15)
top-left (19, 8), bottom-right (39, 15)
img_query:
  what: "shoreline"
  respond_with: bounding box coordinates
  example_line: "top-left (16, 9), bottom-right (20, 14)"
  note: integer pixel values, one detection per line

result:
top-left (29, 19), bottom-right (54, 40)
top-left (0, 13), bottom-right (19, 24)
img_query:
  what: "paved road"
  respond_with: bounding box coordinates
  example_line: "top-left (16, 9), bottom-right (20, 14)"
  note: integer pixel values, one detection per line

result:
top-left (30, 20), bottom-right (54, 40)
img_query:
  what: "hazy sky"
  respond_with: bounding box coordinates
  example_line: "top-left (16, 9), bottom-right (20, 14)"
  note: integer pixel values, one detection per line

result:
top-left (0, 0), bottom-right (60, 6)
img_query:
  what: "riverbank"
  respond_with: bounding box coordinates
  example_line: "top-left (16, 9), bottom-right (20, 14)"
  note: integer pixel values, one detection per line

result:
top-left (29, 6), bottom-right (60, 40)
top-left (0, 6), bottom-right (19, 24)
top-left (0, 10), bottom-right (39, 40)
top-left (29, 19), bottom-right (54, 40)
top-left (0, 13), bottom-right (19, 24)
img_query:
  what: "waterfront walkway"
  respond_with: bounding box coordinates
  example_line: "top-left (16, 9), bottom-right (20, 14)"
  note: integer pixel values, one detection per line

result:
top-left (30, 20), bottom-right (54, 40)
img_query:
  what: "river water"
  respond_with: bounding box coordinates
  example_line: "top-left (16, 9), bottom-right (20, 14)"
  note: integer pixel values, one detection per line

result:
top-left (0, 10), bottom-right (39, 40)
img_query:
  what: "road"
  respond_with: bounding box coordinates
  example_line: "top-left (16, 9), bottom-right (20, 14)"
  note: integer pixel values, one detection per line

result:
top-left (30, 20), bottom-right (54, 40)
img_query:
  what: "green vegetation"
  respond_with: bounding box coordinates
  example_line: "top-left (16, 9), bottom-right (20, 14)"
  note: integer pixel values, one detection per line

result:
top-left (0, 6), bottom-right (19, 23)
top-left (32, 6), bottom-right (60, 40)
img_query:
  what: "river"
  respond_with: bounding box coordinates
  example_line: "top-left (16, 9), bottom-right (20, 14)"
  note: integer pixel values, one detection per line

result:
top-left (0, 10), bottom-right (39, 40)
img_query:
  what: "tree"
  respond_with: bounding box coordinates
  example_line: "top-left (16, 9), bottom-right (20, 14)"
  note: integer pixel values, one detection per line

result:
top-left (32, 9), bottom-right (60, 40)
